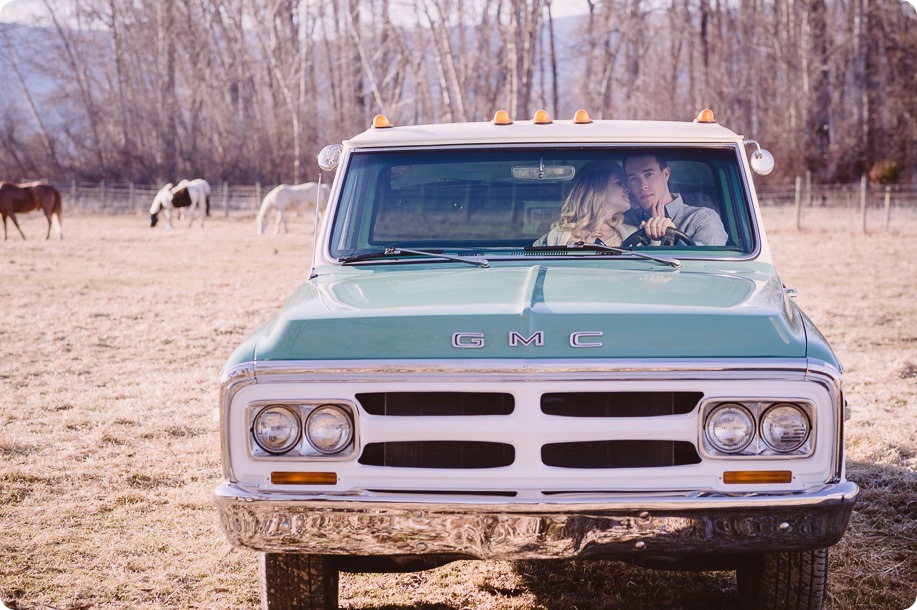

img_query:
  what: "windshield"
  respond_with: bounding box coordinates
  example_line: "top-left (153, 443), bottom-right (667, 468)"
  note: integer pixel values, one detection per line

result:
top-left (329, 146), bottom-right (755, 259)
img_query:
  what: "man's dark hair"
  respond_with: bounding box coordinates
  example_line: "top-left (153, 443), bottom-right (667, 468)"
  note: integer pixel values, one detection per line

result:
top-left (624, 153), bottom-right (667, 171)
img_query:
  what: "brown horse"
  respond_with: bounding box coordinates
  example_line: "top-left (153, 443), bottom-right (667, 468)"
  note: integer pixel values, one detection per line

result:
top-left (0, 181), bottom-right (63, 240)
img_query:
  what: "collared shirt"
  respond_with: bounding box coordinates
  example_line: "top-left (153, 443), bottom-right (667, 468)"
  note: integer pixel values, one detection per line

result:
top-left (624, 194), bottom-right (728, 246)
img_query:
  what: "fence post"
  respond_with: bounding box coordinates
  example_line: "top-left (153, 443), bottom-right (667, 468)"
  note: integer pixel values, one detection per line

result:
top-left (884, 186), bottom-right (891, 229)
top-left (99, 180), bottom-right (105, 212)
top-left (794, 176), bottom-right (802, 231)
top-left (805, 170), bottom-right (811, 207)
top-left (222, 181), bottom-right (228, 217)
top-left (860, 174), bottom-right (868, 234)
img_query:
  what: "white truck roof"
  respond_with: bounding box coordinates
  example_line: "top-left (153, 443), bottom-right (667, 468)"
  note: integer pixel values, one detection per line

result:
top-left (345, 115), bottom-right (745, 148)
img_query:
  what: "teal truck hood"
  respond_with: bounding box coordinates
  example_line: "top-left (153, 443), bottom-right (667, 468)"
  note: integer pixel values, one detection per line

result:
top-left (247, 262), bottom-right (808, 362)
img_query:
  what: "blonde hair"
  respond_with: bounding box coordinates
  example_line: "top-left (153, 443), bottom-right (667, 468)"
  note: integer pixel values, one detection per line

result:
top-left (553, 164), bottom-right (628, 243)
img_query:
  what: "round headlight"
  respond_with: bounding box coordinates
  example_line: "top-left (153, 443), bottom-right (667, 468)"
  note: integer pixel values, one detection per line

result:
top-left (305, 405), bottom-right (353, 454)
top-left (705, 404), bottom-right (755, 454)
top-left (252, 405), bottom-right (301, 454)
top-left (761, 404), bottom-right (810, 452)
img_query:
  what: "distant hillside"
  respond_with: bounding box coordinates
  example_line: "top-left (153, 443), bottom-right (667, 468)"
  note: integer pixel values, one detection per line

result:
top-left (2, 24), bottom-right (47, 104)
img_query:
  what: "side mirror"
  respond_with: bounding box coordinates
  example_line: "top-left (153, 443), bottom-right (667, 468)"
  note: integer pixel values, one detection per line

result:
top-left (318, 144), bottom-right (342, 171)
top-left (751, 149), bottom-right (775, 175)
top-left (745, 140), bottom-right (775, 176)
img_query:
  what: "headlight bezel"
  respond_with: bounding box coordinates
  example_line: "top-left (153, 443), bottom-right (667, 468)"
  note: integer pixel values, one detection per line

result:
top-left (699, 398), bottom-right (816, 458)
top-left (247, 400), bottom-right (357, 459)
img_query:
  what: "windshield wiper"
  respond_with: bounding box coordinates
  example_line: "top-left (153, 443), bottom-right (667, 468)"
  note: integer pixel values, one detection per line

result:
top-left (340, 247), bottom-right (489, 268)
top-left (525, 241), bottom-right (681, 269)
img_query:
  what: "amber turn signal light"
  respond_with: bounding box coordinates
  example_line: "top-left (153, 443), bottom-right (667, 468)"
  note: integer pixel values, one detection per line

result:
top-left (723, 470), bottom-right (792, 484)
top-left (271, 471), bottom-right (338, 485)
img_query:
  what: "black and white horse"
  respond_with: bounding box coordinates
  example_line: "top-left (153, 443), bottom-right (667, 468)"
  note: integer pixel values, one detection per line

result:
top-left (150, 179), bottom-right (210, 228)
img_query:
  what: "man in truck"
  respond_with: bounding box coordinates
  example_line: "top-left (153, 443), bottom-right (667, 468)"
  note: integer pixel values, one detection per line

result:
top-left (624, 153), bottom-right (728, 246)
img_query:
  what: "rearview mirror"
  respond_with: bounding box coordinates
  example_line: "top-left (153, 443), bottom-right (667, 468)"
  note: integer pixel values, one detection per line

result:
top-left (512, 165), bottom-right (575, 181)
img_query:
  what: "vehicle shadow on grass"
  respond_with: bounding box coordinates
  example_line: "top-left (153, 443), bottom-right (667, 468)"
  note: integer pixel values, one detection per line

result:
top-left (831, 459), bottom-right (917, 610)
top-left (514, 559), bottom-right (738, 609)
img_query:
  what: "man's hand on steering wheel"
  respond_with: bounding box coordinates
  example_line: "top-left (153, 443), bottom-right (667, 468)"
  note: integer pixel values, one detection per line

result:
top-left (641, 216), bottom-right (676, 240)
top-left (621, 226), bottom-right (696, 247)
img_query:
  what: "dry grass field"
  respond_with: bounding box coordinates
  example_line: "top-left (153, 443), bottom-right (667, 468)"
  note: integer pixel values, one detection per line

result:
top-left (0, 207), bottom-right (914, 610)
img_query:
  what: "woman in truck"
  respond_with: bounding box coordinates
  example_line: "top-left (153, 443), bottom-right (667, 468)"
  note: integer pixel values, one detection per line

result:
top-left (533, 163), bottom-right (637, 247)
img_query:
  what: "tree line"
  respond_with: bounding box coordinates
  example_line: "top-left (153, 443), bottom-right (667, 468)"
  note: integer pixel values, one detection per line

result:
top-left (1, 0), bottom-right (914, 185)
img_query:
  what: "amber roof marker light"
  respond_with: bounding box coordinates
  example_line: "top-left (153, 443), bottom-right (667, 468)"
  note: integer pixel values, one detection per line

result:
top-left (694, 108), bottom-right (717, 124)
top-left (372, 114), bottom-right (393, 128)
top-left (492, 110), bottom-right (513, 125)
top-left (532, 109), bottom-right (553, 124)
top-left (572, 109), bottom-right (593, 124)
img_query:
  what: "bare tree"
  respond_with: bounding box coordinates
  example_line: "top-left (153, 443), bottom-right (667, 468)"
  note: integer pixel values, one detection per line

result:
top-left (503, 0), bottom-right (544, 118)
top-left (1, 0), bottom-right (914, 184)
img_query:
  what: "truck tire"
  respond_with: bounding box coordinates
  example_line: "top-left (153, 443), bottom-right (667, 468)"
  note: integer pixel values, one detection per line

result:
top-left (736, 548), bottom-right (828, 610)
top-left (259, 553), bottom-right (338, 610)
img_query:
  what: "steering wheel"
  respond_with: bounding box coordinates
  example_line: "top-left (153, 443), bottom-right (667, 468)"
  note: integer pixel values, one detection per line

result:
top-left (621, 227), bottom-right (696, 248)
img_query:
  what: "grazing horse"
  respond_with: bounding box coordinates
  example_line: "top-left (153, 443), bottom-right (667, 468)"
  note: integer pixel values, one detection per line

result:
top-left (148, 183), bottom-right (174, 227)
top-left (0, 181), bottom-right (63, 240)
top-left (257, 182), bottom-right (330, 235)
top-left (150, 179), bottom-right (210, 228)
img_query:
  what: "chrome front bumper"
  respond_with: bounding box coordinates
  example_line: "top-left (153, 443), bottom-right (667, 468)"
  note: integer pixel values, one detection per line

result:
top-left (214, 481), bottom-right (858, 559)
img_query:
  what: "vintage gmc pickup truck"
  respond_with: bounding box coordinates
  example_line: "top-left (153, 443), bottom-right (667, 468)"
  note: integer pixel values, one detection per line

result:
top-left (214, 109), bottom-right (858, 609)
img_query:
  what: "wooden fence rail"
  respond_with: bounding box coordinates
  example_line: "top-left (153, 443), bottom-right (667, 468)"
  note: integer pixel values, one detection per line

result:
top-left (754, 182), bottom-right (917, 209)
top-left (756, 178), bottom-right (917, 231)
top-left (37, 179), bottom-right (917, 221)
top-left (54, 181), bottom-right (283, 216)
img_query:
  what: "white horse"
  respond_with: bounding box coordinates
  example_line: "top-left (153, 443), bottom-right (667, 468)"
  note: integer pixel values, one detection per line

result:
top-left (257, 182), bottom-right (329, 235)
top-left (150, 179), bottom-right (210, 228)
top-left (149, 183), bottom-right (174, 227)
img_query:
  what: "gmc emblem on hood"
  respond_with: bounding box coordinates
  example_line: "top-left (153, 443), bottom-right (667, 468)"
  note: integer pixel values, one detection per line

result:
top-left (452, 331), bottom-right (604, 349)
